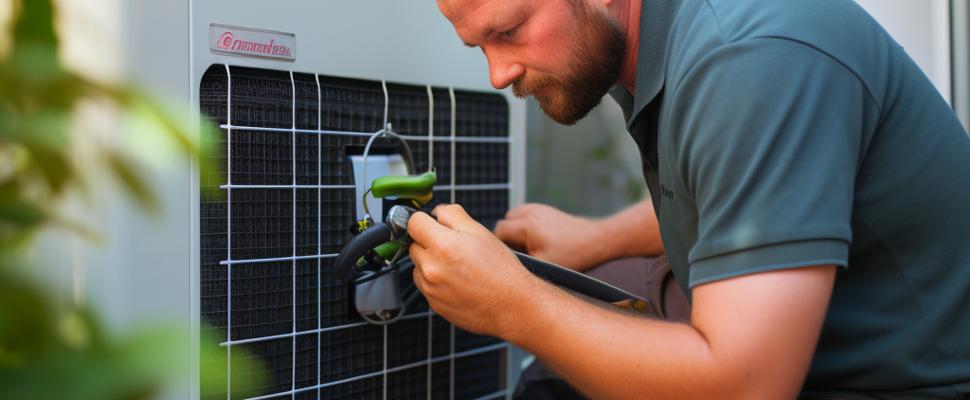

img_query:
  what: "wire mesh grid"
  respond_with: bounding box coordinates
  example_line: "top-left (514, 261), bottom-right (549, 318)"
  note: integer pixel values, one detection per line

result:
top-left (200, 65), bottom-right (513, 399)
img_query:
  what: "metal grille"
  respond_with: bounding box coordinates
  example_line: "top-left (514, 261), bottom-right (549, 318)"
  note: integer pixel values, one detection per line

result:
top-left (200, 65), bottom-right (511, 399)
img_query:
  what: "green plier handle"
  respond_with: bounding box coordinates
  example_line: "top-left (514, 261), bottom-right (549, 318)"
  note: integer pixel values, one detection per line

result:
top-left (370, 171), bottom-right (436, 205)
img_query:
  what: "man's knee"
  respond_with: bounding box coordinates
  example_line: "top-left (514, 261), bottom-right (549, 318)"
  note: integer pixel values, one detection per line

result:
top-left (584, 256), bottom-right (689, 321)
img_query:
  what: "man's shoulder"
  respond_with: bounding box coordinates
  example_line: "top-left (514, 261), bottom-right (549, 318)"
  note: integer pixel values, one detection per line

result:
top-left (696, 0), bottom-right (878, 44)
top-left (667, 0), bottom-right (896, 105)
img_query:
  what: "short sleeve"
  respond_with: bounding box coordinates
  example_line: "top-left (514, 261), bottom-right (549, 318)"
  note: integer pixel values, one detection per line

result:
top-left (666, 38), bottom-right (875, 287)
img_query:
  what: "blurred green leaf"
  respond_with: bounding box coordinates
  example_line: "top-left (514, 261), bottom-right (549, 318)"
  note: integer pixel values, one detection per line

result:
top-left (106, 150), bottom-right (160, 212)
top-left (0, 316), bottom-right (181, 400)
top-left (0, 266), bottom-right (268, 400)
top-left (7, 42), bottom-right (66, 88)
top-left (0, 1), bottom-right (261, 399)
top-left (585, 143), bottom-right (611, 161)
top-left (0, 195), bottom-right (47, 228)
top-left (2, 110), bottom-right (72, 151)
top-left (0, 188), bottom-right (48, 253)
top-left (0, 271), bottom-right (57, 365)
top-left (11, 0), bottom-right (58, 47)
top-left (199, 330), bottom-right (269, 398)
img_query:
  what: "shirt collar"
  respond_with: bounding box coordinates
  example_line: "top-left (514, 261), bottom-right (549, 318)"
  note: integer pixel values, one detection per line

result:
top-left (610, 0), bottom-right (684, 129)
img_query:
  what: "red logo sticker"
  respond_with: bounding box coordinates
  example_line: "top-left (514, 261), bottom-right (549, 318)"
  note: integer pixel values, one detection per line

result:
top-left (217, 32), bottom-right (234, 50)
top-left (210, 25), bottom-right (295, 60)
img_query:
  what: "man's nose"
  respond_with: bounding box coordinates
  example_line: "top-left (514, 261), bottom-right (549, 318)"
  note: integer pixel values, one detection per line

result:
top-left (486, 52), bottom-right (525, 90)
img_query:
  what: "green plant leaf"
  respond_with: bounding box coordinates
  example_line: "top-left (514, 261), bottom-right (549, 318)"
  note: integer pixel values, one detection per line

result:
top-left (585, 143), bottom-right (611, 161)
top-left (0, 270), bottom-right (57, 365)
top-left (7, 42), bottom-right (66, 88)
top-left (199, 329), bottom-right (269, 398)
top-left (0, 2), bottom-right (268, 398)
top-left (105, 151), bottom-right (160, 212)
top-left (99, 85), bottom-right (204, 156)
top-left (4, 111), bottom-right (71, 154)
top-left (11, 0), bottom-right (58, 47)
top-left (0, 197), bottom-right (46, 228)
top-left (21, 145), bottom-right (76, 196)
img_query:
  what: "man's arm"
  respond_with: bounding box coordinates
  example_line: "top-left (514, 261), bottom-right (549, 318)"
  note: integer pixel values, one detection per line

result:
top-left (513, 264), bottom-right (834, 399)
top-left (410, 205), bottom-right (835, 399)
top-left (494, 200), bottom-right (663, 272)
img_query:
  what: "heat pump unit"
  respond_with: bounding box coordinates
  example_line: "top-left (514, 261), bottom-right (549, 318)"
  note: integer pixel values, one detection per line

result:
top-left (198, 66), bottom-right (517, 399)
top-left (44, 2), bottom-right (527, 399)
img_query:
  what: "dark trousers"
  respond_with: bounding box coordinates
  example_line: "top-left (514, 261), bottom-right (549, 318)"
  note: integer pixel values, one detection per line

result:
top-left (513, 256), bottom-right (690, 400)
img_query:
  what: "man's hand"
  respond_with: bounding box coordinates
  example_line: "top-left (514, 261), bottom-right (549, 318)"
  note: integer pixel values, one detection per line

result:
top-left (494, 201), bottom-right (664, 271)
top-left (408, 204), bottom-right (539, 337)
top-left (494, 204), bottom-right (606, 271)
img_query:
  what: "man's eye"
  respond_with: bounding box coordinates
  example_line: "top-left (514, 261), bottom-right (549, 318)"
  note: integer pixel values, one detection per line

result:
top-left (502, 25), bottom-right (521, 39)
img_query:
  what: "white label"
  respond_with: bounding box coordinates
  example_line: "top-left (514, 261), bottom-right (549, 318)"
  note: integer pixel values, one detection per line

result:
top-left (209, 24), bottom-right (295, 61)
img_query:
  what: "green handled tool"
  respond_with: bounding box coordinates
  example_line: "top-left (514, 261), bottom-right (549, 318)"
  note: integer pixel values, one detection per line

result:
top-left (344, 171), bottom-right (436, 278)
top-left (370, 171), bottom-right (437, 203)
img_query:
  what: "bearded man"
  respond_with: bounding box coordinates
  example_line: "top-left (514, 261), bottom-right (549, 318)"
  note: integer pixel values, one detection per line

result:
top-left (408, 0), bottom-right (970, 398)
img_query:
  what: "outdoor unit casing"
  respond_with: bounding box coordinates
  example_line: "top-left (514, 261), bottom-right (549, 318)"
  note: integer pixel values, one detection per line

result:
top-left (48, 2), bottom-right (527, 399)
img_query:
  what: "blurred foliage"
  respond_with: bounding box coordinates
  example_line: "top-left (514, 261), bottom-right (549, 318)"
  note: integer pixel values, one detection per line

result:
top-left (0, 1), bottom-right (263, 399)
top-left (584, 134), bottom-right (645, 204)
top-left (0, 272), bottom-right (269, 400)
top-left (525, 97), bottom-right (646, 217)
top-left (0, 0), bottom-right (203, 251)
top-left (0, 271), bottom-right (185, 399)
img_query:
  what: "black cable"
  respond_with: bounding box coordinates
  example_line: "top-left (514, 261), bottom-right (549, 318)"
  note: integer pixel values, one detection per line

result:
top-left (353, 256), bottom-right (414, 285)
top-left (333, 223), bottom-right (394, 283)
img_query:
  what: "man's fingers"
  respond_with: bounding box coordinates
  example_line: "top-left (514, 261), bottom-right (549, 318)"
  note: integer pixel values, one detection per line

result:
top-left (432, 204), bottom-right (488, 234)
top-left (504, 203), bottom-right (539, 220)
top-left (409, 243), bottom-right (442, 288)
top-left (409, 244), bottom-right (428, 291)
top-left (494, 218), bottom-right (528, 250)
top-left (408, 211), bottom-right (451, 247)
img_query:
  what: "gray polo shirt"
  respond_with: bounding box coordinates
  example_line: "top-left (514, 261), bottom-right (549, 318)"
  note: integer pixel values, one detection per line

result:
top-left (611, 0), bottom-right (970, 396)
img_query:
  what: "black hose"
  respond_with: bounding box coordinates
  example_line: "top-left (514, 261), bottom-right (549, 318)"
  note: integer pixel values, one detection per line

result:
top-left (334, 223), bottom-right (394, 283)
top-left (353, 257), bottom-right (415, 285)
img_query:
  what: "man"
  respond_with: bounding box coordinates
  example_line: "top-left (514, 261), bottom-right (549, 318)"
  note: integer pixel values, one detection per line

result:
top-left (409, 0), bottom-right (970, 397)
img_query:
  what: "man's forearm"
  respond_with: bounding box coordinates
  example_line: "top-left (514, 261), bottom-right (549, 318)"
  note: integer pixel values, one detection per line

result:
top-left (505, 278), bottom-right (722, 399)
top-left (501, 265), bottom-right (833, 399)
top-left (593, 199), bottom-right (664, 262)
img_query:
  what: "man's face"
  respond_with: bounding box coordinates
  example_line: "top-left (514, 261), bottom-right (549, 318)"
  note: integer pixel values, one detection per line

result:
top-left (438, 0), bottom-right (625, 125)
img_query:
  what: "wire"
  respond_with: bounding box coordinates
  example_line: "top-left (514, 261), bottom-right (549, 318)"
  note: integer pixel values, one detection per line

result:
top-left (353, 256), bottom-right (415, 285)
top-left (426, 85), bottom-right (434, 171)
top-left (360, 128), bottom-right (415, 217)
top-left (362, 188), bottom-right (373, 218)
top-left (449, 87), bottom-right (456, 203)
top-left (359, 80), bottom-right (417, 219)
top-left (362, 309), bottom-right (405, 325)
